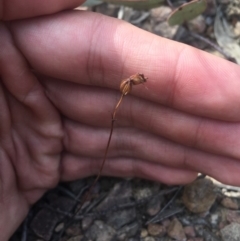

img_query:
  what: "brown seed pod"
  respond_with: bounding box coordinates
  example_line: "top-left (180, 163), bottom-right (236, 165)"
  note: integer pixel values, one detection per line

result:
top-left (120, 79), bottom-right (132, 95)
top-left (120, 73), bottom-right (147, 95)
top-left (131, 73), bottom-right (148, 85)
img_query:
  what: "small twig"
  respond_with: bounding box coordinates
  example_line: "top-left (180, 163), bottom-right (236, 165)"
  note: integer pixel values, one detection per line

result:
top-left (146, 186), bottom-right (183, 224)
top-left (147, 207), bottom-right (184, 224)
top-left (166, 0), bottom-right (174, 9)
top-left (131, 12), bottom-right (150, 25)
top-left (188, 31), bottom-right (237, 63)
top-left (56, 186), bottom-right (79, 202)
top-left (78, 187), bottom-right (179, 220)
top-left (159, 186), bottom-right (183, 213)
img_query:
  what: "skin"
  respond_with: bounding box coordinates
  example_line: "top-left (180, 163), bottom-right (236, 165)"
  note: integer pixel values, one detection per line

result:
top-left (1, 0), bottom-right (240, 239)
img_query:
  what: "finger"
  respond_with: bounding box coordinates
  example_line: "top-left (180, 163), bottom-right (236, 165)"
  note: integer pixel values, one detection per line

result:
top-left (0, 23), bottom-right (57, 123)
top-left (60, 153), bottom-right (198, 185)
top-left (0, 23), bottom-right (62, 190)
top-left (62, 119), bottom-right (240, 185)
top-left (1, 0), bottom-right (84, 20)
top-left (61, 149), bottom-right (240, 186)
top-left (10, 11), bottom-right (240, 121)
top-left (0, 81), bottom-right (11, 141)
top-left (45, 78), bottom-right (240, 160)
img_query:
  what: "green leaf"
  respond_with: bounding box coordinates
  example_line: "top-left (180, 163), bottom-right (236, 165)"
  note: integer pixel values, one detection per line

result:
top-left (168, 0), bottom-right (207, 26)
top-left (102, 0), bottom-right (165, 11)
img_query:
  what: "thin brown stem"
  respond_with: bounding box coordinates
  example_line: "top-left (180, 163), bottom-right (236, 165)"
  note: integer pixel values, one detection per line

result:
top-left (76, 93), bottom-right (125, 213)
top-left (75, 73), bottom-right (147, 215)
top-left (94, 93), bottom-right (125, 183)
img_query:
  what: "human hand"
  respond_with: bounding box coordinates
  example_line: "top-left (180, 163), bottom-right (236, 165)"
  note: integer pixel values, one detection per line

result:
top-left (2, 1), bottom-right (240, 239)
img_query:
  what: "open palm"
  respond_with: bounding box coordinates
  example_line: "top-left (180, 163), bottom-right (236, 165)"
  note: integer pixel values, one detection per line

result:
top-left (2, 1), bottom-right (240, 240)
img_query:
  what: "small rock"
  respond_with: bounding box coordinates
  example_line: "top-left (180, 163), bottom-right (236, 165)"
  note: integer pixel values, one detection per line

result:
top-left (161, 219), bottom-right (171, 228)
top-left (221, 222), bottom-right (240, 241)
top-left (187, 15), bottom-right (206, 33)
top-left (194, 225), bottom-right (204, 237)
top-left (116, 221), bottom-right (139, 240)
top-left (221, 197), bottom-right (239, 210)
top-left (167, 218), bottom-right (186, 241)
top-left (140, 228), bottom-right (148, 238)
top-left (106, 208), bottom-right (136, 229)
top-left (147, 223), bottom-right (166, 237)
top-left (132, 180), bottom-right (159, 201)
top-left (182, 178), bottom-right (217, 213)
top-left (82, 216), bottom-right (93, 231)
top-left (146, 196), bottom-right (162, 216)
top-left (226, 210), bottom-right (240, 224)
top-left (85, 220), bottom-right (116, 241)
top-left (184, 226), bottom-right (196, 238)
top-left (150, 7), bottom-right (179, 38)
top-left (150, 6), bottom-right (172, 22)
top-left (153, 22), bottom-right (178, 39)
top-left (195, 224), bottom-right (219, 240)
top-left (179, 216), bottom-right (192, 226)
top-left (210, 213), bottom-right (219, 227)
top-left (66, 223), bottom-right (82, 237)
top-left (55, 223), bottom-right (64, 232)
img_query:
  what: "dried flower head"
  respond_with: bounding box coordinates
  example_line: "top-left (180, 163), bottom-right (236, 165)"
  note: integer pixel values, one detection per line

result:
top-left (120, 73), bottom-right (147, 95)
